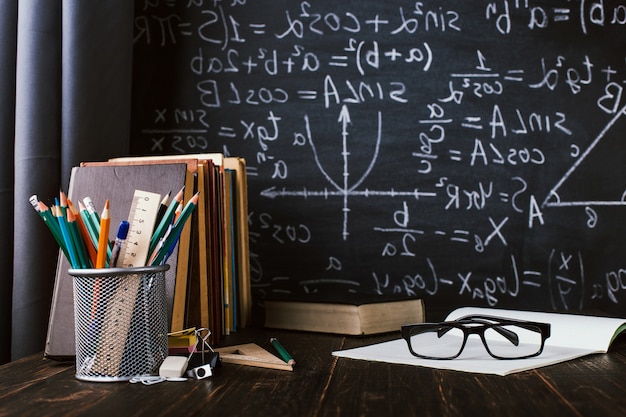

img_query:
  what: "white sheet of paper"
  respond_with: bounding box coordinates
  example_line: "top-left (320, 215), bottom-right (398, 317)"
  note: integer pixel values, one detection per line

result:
top-left (332, 307), bottom-right (626, 376)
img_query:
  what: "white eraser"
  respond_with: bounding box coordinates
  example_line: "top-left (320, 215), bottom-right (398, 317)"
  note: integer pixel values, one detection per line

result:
top-left (159, 356), bottom-right (189, 378)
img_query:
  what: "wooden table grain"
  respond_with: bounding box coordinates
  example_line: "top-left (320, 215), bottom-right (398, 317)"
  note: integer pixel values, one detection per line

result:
top-left (1, 328), bottom-right (625, 417)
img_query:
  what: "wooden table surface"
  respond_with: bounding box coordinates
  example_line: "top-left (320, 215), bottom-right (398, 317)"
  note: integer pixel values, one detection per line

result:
top-left (1, 326), bottom-right (625, 417)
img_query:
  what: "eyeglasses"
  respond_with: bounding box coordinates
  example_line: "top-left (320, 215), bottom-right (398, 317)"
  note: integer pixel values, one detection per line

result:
top-left (401, 315), bottom-right (551, 360)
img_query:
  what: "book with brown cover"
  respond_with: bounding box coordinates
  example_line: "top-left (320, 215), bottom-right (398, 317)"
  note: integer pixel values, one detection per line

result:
top-left (223, 157), bottom-right (251, 329)
top-left (264, 297), bottom-right (425, 335)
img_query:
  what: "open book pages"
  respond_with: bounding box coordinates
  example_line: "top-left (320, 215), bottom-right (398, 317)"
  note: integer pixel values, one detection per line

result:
top-left (332, 307), bottom-right (626, 376)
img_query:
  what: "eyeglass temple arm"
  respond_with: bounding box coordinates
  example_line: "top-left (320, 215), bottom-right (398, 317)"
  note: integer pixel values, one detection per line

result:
top-left (435, 321), bottom-right (518, 346)
top-left (461, 315), bottom-right (549, 338)
top-left (452, 317), bottom-right (520, 346)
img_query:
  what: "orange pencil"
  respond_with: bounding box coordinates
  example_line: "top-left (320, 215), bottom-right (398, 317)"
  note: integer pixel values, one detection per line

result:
top-left (95, 200), bottom-right (110, 268)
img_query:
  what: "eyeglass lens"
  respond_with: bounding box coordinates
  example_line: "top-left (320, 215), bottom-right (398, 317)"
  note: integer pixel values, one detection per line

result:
top-left (407, 323), bottom-right (544, 359)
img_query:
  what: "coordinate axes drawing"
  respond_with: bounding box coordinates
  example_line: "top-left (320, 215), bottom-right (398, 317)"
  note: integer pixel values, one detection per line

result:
top-left (261, 105), bottom-right (436, 239)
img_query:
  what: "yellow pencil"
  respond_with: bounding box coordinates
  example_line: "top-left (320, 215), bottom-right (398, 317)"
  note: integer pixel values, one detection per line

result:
top-left (96, 200), bottom-right (110, 268)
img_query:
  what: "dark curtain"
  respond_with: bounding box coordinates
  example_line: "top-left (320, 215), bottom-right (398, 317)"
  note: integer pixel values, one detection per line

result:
top-left (0, 0), bottom-right (134, 364)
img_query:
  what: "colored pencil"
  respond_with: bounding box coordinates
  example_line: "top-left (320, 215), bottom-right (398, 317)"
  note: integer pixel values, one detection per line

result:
top-left (96, 200), bottom-right (110, 268)
top-left (30, 197), bottom-right (70, 261)
top-left (67, 207), bottom-right (89, 269)
top-left (83, 197), bottom-right (101, 234)
top-left (68, 200), bottom-right (97, 267)
top-left (154, 191), bottom-right (171, 231)
top-left (78, 201), bottom-right (100, 251)
top-left (149, 186), bottom-right (184, 255)
top-left (151, 192), bottom-right (199, 265)
top-left (54, 202), bottom-right (79, 268)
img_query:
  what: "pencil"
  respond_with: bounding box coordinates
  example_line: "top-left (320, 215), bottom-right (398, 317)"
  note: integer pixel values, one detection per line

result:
top-left (151, 192), bottom-right (198, 266)
top-left (30, 196), bottom-right (60, 242)
top-left (54, 203), bottom-right (79, 268)
top-left (78, 201), bottom-right (99, 249)
top-left (33, 199), bottom-right (70, 261)
top-left (148, 223), bottom-right (172, 265)
top-left (83, 197), bottom-right (101, 234)
top-left (72, 200), bottom-right (98, 266)
top-left (154, 191), bottom-right (171, 231)
top-left (270, 338), bottom-right (296, 367)
top-left (149, 186), bottom-right (184, 255)
top-left (95, 200), bottom-right (110, 268)
top-left (173, 201), bottom-right (183, 223)
top-left (67, 207), bottom-right (89, 269)
top-left (59, 190), bottom-right (68, 217)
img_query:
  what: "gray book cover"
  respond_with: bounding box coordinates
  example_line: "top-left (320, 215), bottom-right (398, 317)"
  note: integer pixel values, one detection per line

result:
top-left (45, 163), bottom-right (190, 359)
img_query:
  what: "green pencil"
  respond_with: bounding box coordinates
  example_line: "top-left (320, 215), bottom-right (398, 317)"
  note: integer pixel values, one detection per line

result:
top-left (270, 337), bottom-right (296, 366)
top-left (33, 200), bottom-right (70, 261)
top-left (78, 201), bottom-right (99, 248)
top-left (149, 187), bottom-right (184, 256)
top-left (67, 208), bottom-right (90, 268)
top-left (54, 204), bottom-right (79, 268)
top-left (151, 192), bottom-right (198, 266)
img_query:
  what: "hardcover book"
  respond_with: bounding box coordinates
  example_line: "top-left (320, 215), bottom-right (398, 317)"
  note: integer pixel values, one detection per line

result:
top-left (264, 297), bottom-right (425, 335)
top-left (45, 162), bottom-right (190, 359)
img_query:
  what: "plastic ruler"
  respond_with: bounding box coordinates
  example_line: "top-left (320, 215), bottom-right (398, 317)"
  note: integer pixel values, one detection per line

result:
top-left (119, 190), bottom-right (162, 268)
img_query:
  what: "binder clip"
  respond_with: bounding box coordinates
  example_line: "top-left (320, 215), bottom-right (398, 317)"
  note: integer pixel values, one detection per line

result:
top-left (186, 328), bottom-right (221, 380)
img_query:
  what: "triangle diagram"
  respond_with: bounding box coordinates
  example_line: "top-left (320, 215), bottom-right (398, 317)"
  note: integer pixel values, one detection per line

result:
top-left (543, 104), bottom-right (626, 208)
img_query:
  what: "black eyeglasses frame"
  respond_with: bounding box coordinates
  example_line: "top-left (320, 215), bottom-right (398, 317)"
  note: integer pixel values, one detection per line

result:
top-left (400, 315), bottom-right (551, 360)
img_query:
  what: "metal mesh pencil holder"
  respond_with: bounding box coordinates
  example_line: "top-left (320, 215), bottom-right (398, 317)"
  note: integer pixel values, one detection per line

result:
top-left (68, 265), bottom-right (169, 382)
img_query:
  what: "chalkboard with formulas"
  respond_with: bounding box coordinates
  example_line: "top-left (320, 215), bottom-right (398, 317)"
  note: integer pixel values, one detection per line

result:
top-left (130, 0), bottom-right (626, 316)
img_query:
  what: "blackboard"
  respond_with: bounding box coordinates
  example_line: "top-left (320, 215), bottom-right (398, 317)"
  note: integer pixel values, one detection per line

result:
top-left (130, 0), bottom-right (626, 316)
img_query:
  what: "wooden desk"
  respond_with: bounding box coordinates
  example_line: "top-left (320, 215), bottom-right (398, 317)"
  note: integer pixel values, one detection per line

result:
top-left (1, 328), bottom-right (625, 417)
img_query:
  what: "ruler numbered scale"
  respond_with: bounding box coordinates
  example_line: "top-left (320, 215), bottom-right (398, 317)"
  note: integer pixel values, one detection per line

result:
top-left (119, 190), bottom-right (162, 268)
